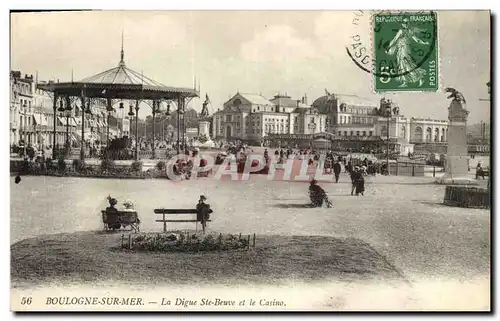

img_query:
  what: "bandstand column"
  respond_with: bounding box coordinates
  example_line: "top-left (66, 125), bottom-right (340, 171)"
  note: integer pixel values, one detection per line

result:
top-left (176, 96), bottom-right (181, 155)
top-left (106, 98), bottom-right (112, 147)
top-left (152, 100), bottom-right (156, 159)
top-left (180, 97), bottom-right (186, 154)
top-left (80, 91), bottom-right (86, 161)
top-left (135, 100), bottom-right (140, 161)
top-left (52, 93), bottom-right (58, 152)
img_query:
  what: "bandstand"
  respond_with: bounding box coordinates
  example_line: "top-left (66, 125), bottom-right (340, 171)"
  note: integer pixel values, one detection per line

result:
top-left (37, 38), bottom-right (199, 161)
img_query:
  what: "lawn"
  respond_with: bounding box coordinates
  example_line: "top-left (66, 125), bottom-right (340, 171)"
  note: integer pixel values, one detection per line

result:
top-left (11, 231), bottom-right (405, 288)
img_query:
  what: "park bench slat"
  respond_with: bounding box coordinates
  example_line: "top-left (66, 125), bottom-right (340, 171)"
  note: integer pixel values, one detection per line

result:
top-left (154, 209), bottom-right (198, 214)
top-left (155, 219), bottom-right (212, 223)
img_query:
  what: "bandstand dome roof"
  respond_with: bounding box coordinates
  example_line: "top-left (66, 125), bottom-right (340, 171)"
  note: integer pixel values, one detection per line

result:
top-left (37, 39), bottom-right (199, 101)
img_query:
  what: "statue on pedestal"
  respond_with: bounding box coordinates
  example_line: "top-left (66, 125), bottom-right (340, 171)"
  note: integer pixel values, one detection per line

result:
top-left (200, 93), bottom-right (210, 119)
top-left (437, 87), bottom-right (476, 185)
top-left (445, 87), bottom-right (469, 122)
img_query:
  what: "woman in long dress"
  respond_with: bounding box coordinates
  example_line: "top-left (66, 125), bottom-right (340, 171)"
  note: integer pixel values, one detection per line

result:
top-left (385, 20), bottom-right (430, 87)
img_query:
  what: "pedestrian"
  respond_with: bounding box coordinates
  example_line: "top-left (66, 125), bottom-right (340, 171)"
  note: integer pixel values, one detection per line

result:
top-left (355, 167), bottom-right (365, 196)
top-left (350, 166), bottom-right (359, 195)
top-left (333, 160), bottom-right (342, 183)
top-left (196, 195), bottom-right (213, 233)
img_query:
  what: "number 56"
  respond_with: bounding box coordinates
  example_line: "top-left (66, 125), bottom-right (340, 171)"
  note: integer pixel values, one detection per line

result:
top-left (21, 297), bottom-right (32, 305)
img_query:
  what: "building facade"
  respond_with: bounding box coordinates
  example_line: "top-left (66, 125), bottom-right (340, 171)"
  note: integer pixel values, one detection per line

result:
top-left (212, 91), bottom-right (449, 153)
top-left (10, 70), bottom-right (128, 149)
top-left (10, 71), bottom-right (34, 146)
top-left (212, 93), bottom-right (327, 144)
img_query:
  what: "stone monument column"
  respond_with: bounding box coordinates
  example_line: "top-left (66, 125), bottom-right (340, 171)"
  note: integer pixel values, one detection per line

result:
top-left (438, 88), bottom-right (476, 185)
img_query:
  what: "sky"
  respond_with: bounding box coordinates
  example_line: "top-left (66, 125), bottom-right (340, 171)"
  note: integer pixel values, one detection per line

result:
top-left (10, 10), bottom-right (491, 124)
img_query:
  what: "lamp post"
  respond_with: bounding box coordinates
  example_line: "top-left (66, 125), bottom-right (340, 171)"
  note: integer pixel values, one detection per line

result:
top-left (21, 102), bottom-right (27, 156)
top-left (135, 101), bottom-right (140, 161)
top-left (308, 122), bottom-right (316, 150)
top-left (56, 100), bottom-right (67, 152)
top-left (384, 101), bottom-right (392, 171)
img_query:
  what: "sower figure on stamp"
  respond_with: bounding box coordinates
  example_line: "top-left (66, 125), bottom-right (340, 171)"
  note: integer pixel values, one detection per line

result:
top-left (384, 18), bottom-right (430, 88)
top-left (196, 195), bottom-right (213, 233)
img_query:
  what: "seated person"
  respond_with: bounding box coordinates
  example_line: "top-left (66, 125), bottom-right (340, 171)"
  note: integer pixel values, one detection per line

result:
top-left (309, 179), bottom-right (331, 207)
top-left (105, 196), bottom-right (121, 230)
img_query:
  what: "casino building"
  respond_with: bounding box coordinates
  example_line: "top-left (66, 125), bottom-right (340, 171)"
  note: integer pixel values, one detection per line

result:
top-left (212, 91), bottom-right (448, 154)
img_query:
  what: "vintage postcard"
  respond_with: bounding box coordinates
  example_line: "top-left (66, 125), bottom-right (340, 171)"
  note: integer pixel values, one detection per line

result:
top-left (10, 10), bottom-right (491, 311)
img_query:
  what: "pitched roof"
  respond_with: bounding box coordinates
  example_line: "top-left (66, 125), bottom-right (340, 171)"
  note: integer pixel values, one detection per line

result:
top-left (80, 62), bottom-right (164, 87)
top-left (312, 94), bottom-right (378, 108)
top-left (270, 96), bottom-right (309, 108)
top-left (238, 93), bottom-right (273, 106)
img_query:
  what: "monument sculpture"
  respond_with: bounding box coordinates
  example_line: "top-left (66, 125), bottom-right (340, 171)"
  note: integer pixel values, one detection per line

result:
top-left (197, 94), bottom-right (215, 147)
top-left (437, 87), bottom-right (475, 185)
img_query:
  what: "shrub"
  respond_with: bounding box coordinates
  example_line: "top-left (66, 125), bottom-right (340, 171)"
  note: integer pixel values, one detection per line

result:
top-left (45, 158), bottom-right (53, 170)
top-left (131, 161), bottom-right (143, 173)
top-left (101, 157), bottom-right (115, 172)
top-left (156, 161), bottom-right (166, 171)
top-left (72, 159), bottom-right (86, 172)
top-left (57, 157), bottom-right (67, 171)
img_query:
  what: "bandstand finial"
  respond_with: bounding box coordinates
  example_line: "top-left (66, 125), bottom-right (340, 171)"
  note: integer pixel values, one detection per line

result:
top-left (119, 30), bottom-right (125, 67)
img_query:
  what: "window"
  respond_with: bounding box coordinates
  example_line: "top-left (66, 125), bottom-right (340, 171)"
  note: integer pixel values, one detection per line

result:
top-left (257, 106), bottom-right (260, 111)
top-left (348, 116), bottom-right (351, 124)
top-left (356, 131), bottom-right (360, 136)
top-left (338, 131), bottom-right (341, 136)
top-left (344, 131), bottom-right (347, 136)
top-left (226, 115), bottom-right (232, 122)
top-left (350, 131), bottom-right (353, 136)
top-left (363, 131), bottom-right (366, 136)
top-left (369, 131), bottom-right (373, 136)
top-left (381, 126), bottom-right (387, 136)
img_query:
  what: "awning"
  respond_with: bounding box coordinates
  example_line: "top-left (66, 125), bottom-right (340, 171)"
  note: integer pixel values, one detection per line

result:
top-left (58, 117), bottom-right (67, 126)
top-left (35, 116), bottom-right (47, 126)
top-left (69, 117), bottom-right (77, 127)
top-left (73, 132), bottom-right (81, 142)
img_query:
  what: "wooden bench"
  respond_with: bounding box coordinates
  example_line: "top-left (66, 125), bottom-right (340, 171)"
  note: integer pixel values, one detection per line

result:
top-left (154, 208), bottom-right (212, 233)
top-left (101, 210), bottom-right (140, 232)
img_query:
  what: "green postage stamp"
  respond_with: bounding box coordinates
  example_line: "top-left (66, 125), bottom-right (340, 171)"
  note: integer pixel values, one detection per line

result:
top-left (373, 11), bottom-right (438, 92)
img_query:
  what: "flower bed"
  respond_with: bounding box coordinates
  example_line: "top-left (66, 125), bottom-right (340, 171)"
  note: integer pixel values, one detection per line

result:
top-left (122, 232), bottom-right (251, 252)
top-left (443, 185), bottom-right (490, 209)
top-left (11, 158), bottom-right (172, 179)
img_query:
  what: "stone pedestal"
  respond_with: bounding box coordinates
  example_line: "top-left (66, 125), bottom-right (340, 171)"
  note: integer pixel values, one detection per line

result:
top-left (437, 99), bottom-right (476, 185)
top-left (198, 121), bottom-right (211, 138)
